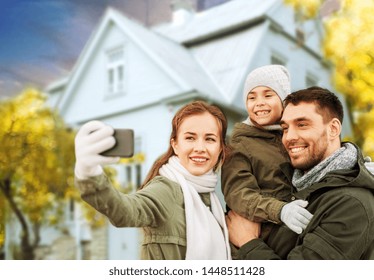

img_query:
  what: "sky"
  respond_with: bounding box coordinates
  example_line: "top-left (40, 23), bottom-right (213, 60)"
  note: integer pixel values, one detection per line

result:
top-left (0, 0), bottom-right (173, 98)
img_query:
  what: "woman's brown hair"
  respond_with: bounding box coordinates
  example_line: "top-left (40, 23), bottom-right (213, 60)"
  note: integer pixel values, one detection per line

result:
top-left (140, 100), bottom-right (230, 189)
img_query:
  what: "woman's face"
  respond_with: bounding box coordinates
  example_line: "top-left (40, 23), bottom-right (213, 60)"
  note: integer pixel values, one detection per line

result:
top-left (171, 112), bottom-right (222, 176)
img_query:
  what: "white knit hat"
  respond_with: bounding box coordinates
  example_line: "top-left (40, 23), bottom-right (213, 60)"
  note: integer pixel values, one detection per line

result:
top-left (243, 65), bottom-right (291, 104)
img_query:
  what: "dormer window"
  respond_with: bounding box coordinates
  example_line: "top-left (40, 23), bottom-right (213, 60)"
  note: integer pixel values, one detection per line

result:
top-left (106, 46), bottom-right (125, 96)
top-left (271, 52), bottom-right (287, 66)
top-left (306, 72), bottom-right (318, 87)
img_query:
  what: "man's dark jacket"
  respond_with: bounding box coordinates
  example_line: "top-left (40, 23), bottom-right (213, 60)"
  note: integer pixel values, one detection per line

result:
top-left (238, 143), bottom-right (374, 260)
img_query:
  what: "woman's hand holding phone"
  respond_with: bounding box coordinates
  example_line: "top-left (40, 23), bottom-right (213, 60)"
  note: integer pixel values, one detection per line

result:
top-left (74, 120), bottom-right (120, 179)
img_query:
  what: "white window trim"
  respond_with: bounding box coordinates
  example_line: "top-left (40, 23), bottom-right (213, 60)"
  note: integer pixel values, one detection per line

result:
top-left (105, 45), bottom-right (126, 98)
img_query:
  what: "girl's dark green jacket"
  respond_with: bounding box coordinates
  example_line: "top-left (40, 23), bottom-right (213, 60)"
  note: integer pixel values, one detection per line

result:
top-left (222, 123), bottom-right (292, 226)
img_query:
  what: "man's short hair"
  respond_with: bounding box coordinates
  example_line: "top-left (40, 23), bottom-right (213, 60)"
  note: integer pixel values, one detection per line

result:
top-left (283, 86), bottom-right (344, 124)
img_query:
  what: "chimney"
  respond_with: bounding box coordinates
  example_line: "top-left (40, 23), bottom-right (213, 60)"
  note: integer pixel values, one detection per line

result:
top-left (320, 0), bottom-right (341, 19)
top-left (171, 0), bottom-right (194, 25)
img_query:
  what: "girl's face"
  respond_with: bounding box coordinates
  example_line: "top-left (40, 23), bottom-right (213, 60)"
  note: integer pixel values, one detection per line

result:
top-left (246, 86), bottom-right (283, 126)
top-left (171, 112), bottom-right (222, 176)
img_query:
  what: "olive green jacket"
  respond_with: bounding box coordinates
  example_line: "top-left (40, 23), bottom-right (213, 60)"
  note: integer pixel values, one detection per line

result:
top-left (75, 174), bottom-right (211, 260)
top-left (222, 123), bottom-right (292, 224)
top-left (237, 143), bottom-right (374, 260)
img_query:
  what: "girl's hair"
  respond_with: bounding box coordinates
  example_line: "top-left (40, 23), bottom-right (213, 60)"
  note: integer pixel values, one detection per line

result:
top-left (140, 100), bottom-right (230, 189)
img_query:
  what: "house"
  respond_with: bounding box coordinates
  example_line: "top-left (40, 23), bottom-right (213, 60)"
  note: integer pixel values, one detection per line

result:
top-left (45, 0), bottom-right (352, 259)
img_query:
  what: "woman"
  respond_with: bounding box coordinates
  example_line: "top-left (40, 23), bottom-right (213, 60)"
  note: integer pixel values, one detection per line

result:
top-left (74, 101), bottom-right (231, 260)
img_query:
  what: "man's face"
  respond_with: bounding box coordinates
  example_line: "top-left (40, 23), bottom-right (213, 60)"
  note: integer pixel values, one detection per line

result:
top-left (280, 102), bottom-right (330, 171)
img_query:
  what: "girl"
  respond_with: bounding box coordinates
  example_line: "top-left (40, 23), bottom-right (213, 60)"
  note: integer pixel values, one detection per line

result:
top-left (222, 65), bottom-right (313, 246)
top-left (74, 101), bottom-right (231, 260)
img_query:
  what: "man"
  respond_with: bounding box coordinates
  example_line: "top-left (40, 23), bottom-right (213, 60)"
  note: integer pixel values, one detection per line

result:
top-left (226, 86), bottom-right (374, 259)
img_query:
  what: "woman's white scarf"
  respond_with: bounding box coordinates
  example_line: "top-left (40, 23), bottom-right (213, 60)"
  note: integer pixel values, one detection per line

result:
top-left (159, 156), bottom-right (231, 260)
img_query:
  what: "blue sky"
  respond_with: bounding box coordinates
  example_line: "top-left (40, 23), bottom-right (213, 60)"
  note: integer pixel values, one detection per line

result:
top-left (0, 0), bottom-right (170, 98)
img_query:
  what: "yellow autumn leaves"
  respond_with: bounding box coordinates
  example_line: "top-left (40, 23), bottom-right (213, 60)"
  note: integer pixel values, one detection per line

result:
top-left (324, 0), bottom-right (374, 107)
top-left (0, 89), bottom-right (76, 249)
top-left (0, 89), bottom-right (127, 253)
top-left (285, 0), bottom-right (374, 158)
top-left (284, 0), bottom-right (323, 19)
top-left (323, 0), bottom-right (374, 158)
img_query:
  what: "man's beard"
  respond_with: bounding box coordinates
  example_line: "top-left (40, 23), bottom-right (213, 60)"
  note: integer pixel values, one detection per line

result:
top-left (293, 149), bottom-right (326, 172)
top-left (291, 132), bottom-right (328, 172)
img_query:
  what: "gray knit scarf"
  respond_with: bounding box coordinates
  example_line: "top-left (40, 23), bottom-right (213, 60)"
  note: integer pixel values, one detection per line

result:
top-left (292, 143), bottom-right (357, 191)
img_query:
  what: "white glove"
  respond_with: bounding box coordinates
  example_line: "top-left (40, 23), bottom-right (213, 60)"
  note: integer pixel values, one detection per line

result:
top-left (75, 120), bottom-right (119, 179)
top-left (364, 159), bottom-right (374, 175)
top-left (280, 200), bottom-right (313, 234)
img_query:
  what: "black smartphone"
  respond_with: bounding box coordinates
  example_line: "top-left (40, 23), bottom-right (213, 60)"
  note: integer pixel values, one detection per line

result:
top-left (100, 129), bottom-right (134, 158)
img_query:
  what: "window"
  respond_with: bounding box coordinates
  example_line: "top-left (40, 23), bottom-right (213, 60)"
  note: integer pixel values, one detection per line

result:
top-left (306, 72), bottom-right (318, 88)
top-left (118, 65), bottom-right (124, 92)
top-left (135, 164), bottom-right (142, 189)
top-left (123, 164), bottom-right (142, 190)
top-left (197, 0), bottom-right (230, 11)
top-left (106, 46), bottom-right (125, 96)
top-left (271, 53), bottom-right (287, 66)
top-left (121, 136), bottom-right (144, 191)
top-left (69, 198), bottom-right (75, 220)
top-left (296, 27), bottom-right (305, 45)
top-left (108, 69), bottom-right (114, 93)
top-left (125, 166), bottom-right (132, 184)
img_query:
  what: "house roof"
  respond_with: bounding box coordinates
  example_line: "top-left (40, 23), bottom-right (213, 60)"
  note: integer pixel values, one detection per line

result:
top-left (56, 6), bottom-right (231, 114)
top-left (109, 8), bottom-right (228, 104)
top-left (53, 0), bottom-right (304, 115)
top-left (154, 0), bottom-right (278, 44)
top-left (189, 22), bottom-right (268, 106)
top-left (45, 76), bottom-right (69, 93)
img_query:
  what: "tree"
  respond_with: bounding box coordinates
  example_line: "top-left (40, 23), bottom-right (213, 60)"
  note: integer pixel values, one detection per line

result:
top-left (284, 0), bottom-right (322, 19)
top-left (0, 88), bottom-right (75, 259)
top-left (285, 0), bottom-right (374, 158)
top-left (0, 195), bottom-right (5, 259)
